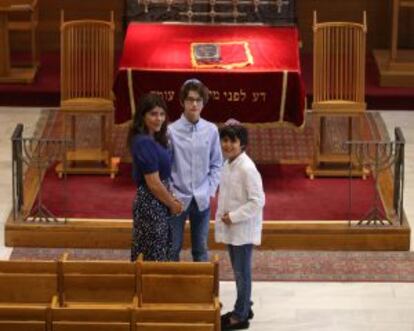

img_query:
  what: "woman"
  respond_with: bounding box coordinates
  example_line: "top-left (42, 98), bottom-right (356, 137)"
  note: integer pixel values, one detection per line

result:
top-left (129, 93), bottom-right (183, 261)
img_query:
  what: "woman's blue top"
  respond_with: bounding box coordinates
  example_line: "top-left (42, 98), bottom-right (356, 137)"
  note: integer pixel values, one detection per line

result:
top-left (131, 134), bottom-right (172, 185)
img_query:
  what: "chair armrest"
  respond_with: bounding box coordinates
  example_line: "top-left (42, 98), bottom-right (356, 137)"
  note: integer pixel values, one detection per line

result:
top-left (50, 295), bottom-right (59, 308)
top-left (213, 296), bottom-right (220, 310)
top-left (131, 295), bottom-right (139, 309)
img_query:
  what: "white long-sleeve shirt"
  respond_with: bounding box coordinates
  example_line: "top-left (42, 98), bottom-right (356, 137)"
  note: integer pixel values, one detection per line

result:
top-left (215, 152), bottom-right (265, 246)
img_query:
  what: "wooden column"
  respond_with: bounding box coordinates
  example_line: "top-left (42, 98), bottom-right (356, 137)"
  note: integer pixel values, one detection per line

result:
top-left (0, 11), bottom-right (10, 77)
top-left (0, 0), bottom-right (39, 84)
top-left (390, 0), bottom-right (400, 62)
top-left (373, 0), bottom-right (414, 87)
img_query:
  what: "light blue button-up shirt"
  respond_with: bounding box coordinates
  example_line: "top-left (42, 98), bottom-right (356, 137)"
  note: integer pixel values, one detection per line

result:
top-left (169, 114), bottom-right (223, 211)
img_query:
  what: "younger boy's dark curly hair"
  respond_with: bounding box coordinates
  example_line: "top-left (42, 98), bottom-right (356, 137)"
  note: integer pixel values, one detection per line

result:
top-left (219, 123), bottom-right (248, 151)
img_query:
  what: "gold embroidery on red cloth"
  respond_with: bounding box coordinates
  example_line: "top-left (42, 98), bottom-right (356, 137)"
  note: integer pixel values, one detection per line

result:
top-left (190, 41), bottom-right (254, 69)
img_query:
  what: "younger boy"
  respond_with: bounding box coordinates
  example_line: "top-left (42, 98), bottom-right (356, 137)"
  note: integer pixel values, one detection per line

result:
top-left (215, 120), bottom-right (265, 330)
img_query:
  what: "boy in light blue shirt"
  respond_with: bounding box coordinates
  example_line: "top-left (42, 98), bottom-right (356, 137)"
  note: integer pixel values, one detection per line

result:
top-left (169, 79), bottom-right (223, 261)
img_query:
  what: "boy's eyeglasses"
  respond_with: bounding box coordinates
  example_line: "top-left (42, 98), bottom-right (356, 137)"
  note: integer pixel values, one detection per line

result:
top-left (184, 97), bottom-right (203, 104)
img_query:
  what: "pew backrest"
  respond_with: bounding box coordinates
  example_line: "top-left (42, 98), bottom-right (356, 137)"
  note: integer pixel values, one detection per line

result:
top-left (138, 261), bottom-right (217, 305)
top-left (0, 260), bottom-right (57, 304)
top-left (59, 260), bottom-right (136, 305)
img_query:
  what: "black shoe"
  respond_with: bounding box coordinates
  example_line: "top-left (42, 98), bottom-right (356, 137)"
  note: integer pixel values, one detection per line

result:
top-left (221, 309), bottom-right (253, 321)
top-left (248, 308), bottom-right (254, 320)
top-left (222, 317), bottom-right (250, 330)
top-left (221, 311), bottom-right (232, 325)
top-left (248, 301), bottom-right (254, 320)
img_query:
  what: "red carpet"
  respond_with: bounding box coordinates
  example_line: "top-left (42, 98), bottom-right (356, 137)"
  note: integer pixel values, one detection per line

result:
top-left (38, 163), bottom-right (380, 221)
top-left (1, 52), bottom-right (413, 110)
top-left (10, 248), bottom-right (414, 282)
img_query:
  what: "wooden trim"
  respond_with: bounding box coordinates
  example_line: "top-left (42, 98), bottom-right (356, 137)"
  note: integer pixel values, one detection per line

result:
top-left (127, 68), bottom-right (136, 117)
top-left (5, 211), bottom-right (410, 250)
top-left (57, 253), bottom-right (68, 307)
top-left (212, 255), bottom-right (219, 298)
top-left (278, 70), bottom-right (288, 123)
top-left (390, 0), bottom-right (400, 62)
top-left (136, 258), bottom-right (143, 308)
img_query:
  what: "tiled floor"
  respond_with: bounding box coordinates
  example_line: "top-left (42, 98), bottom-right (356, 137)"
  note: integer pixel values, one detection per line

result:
top-left (1, 107), bottom-right (414, 330)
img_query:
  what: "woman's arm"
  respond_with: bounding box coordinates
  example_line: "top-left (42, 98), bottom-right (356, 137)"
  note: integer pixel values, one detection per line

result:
top-left (144, 172), bottom-right (183, 215)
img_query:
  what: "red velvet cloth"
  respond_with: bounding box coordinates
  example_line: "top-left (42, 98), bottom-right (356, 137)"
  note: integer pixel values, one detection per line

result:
top-left (114, 23), bottom-right (305, 126)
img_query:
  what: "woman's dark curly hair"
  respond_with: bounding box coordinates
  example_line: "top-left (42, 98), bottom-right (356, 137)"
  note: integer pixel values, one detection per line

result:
top-left (128, 93), bottom-right (169, 148)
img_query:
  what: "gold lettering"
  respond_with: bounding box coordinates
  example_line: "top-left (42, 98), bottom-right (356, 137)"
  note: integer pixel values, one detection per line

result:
top-left (222, 90), bottom-right (248, 102)
top-left (240, 89), bottom-right (247, 101)
top-left (149, 90), bottom-right (175, 102)
top-left (252, 91), bottom-right (266, 102)
top-left (209, 90), bottom-right (220, 101)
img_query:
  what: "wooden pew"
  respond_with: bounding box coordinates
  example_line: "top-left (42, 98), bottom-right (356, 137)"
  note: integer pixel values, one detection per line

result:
top-left (0, 260), bottom-right (58, 331)
top-left (51, 254), bottom-right (136, 331)
top-left (134, 255), bottom-right (220, 331)
top-left (0, 255), bottom-right (221, 331)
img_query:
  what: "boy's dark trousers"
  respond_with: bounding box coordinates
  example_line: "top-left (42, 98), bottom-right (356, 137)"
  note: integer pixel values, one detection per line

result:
top-left (228, 243), bottom-right (253, 321)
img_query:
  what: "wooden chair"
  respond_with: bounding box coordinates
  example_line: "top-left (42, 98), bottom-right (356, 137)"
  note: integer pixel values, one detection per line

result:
top-left (0, 0), bottom-right (39, 83)
top-left (306, 11), bottom-right (368, 179)
top-left (134, 255), bottom-right (220, 331)
top-left (51, 254), bottom-right (136, 331)
top-left (0, 260), bottom-right (58, 331)
top-left (55, 11), bottom-right (119, 178)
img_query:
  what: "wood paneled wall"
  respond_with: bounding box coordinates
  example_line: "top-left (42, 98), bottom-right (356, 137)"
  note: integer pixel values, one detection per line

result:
top-left (9, 0), bottom-right (414, 53)
top-left (10, 0), bottom-right (125, 52)
top-left (298, 0), bottom-right (412, 52)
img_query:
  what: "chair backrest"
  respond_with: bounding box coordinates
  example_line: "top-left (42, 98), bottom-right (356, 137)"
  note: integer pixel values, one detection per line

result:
top-left (0, 260), bottom-right (57, 303)
top-left (58, 259), bottom-right (136, 305)
top-left (312, 11), bottom-right (367, 110)
top-left (137, 260), bottom-right (218, 305)
top-left (60, 11), bottom-right (114, 102)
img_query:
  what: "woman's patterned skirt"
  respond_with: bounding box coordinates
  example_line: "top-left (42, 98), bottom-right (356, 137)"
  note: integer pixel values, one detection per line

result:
top-left (131, 181), bottom-right (172, 261)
